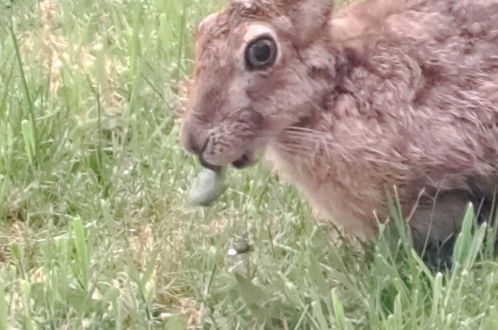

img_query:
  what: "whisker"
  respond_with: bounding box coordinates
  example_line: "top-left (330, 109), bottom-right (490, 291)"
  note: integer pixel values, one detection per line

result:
top-left (282, 126), bottom-right (398, 163)
top-left (273, 142), bottom-right (319, 158)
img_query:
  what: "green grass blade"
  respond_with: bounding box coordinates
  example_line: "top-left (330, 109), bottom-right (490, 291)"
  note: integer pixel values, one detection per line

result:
top-left (71, 217), bottom-right (90, 289)
top-left (0, 280), bottom-right (6, 330)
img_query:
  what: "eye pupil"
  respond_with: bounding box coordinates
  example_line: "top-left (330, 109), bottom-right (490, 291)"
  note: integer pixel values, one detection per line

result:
top-left (253, 42), bottom-right (271, 62)
top-left (245, 36), bottom-right (277, 70)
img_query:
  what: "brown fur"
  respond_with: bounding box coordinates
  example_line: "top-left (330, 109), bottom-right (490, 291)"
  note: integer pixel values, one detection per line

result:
top-left (180, 0), bottom-right (498, 250)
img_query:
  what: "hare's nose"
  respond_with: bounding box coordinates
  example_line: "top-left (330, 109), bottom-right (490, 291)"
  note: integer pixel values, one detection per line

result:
top-left (186, 132), bottom-right (221, 171)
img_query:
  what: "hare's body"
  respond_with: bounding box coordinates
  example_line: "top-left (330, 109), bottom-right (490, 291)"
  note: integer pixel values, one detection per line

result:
top-left (180, 0), bottom-right (498, 259)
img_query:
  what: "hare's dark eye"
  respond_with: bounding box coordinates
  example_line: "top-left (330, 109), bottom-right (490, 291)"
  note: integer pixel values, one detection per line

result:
top-left (245, 36), bottom-right (277, 71)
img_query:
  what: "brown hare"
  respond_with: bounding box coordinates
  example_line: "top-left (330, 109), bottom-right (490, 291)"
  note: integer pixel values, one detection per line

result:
top-left (179, 0), bottom-right (498, 264)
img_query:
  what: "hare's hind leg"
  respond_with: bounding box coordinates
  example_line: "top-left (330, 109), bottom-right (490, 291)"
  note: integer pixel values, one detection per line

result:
top-left (409, 190), bottom-right (491, 270)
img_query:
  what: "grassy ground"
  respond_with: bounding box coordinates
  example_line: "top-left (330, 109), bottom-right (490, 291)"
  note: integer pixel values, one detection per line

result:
top-left (1, 0), bottom-right (498, 329)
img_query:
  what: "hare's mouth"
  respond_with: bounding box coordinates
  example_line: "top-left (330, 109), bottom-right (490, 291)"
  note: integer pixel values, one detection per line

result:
top-left (232, 151), bottom-right (255, 169)
top-left (199, 150), bottom-right (255, 171)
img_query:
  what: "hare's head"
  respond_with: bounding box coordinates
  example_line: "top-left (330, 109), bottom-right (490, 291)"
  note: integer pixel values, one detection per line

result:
top-left (180, 0), bottom-right (337, 170)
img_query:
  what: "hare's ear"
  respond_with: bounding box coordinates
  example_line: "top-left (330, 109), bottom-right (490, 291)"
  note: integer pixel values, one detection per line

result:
top-left (283, 0), bottom-right (333, 47)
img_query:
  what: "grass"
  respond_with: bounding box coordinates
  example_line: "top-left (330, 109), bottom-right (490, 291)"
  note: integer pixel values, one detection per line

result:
top-left (1, 0), bottom-right (498, 328)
